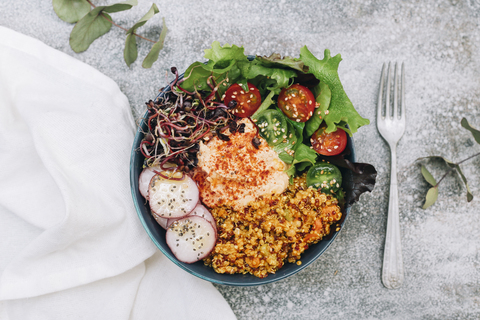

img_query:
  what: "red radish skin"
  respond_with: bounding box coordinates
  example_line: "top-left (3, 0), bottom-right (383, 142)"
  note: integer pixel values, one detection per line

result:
top-left (166, 203), bottom-right (217, 231)
top-left (138, 165), bottom-right (161, 199)
top-left (138, 163), bottom-right (177, 199)
top-left (148, 172), bottom-right (199, 219)
top-left (188, 204), bottom-right (217, 232)
top-left (166, 216), bottom-right (217, 264)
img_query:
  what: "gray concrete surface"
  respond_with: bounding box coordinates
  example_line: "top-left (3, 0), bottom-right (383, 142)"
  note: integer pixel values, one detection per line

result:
top-left (2, 0), bottom-right (480, 319)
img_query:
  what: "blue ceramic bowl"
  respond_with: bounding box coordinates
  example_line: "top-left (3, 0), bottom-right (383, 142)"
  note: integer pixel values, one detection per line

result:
top-left (130, 76), bottom-right (355, 286)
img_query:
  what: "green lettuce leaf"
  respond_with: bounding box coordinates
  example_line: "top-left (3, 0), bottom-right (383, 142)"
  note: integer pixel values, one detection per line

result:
top-left (204, 41), bottom-right (248, 66)
top-left (299, 46), bottom-right (369, 135)
top-left (255, 53), bottom-right (307, 73)
top-left (305, 81), bottom-right (331, 137)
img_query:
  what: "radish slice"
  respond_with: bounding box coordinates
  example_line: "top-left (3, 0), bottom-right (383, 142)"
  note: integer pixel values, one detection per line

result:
top-left (166, 216), bottom-right (217, 263)
top-left (148, 172), bottom-right (199, 218)
top-left (138, 165), bottom-right (161, 199)
top-left (152, 212), bottom-right (169, 229)
top-left (165, 203), bottom-right (217, 230)
top-left (138, 163), bottom-right (176, 199)
top-left (188, 204), bottom-right (217, 232)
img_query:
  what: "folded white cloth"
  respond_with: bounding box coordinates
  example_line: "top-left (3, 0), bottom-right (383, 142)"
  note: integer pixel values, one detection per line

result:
top-left (0, 26), bottom-right (236, 320)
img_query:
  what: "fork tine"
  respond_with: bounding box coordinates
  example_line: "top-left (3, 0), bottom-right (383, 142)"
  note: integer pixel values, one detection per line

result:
top-left (377, 63), bottom-right (386, 120)
top-left (393, 63), bottom-right (399, 119)
top-left (400, 62), bottom-right (405, 121)
top-left (386, 62), bottom-right (392, 118)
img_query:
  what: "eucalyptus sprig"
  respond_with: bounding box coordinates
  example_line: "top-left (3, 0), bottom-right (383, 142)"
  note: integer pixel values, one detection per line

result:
top-left (418, 118), bottom-right (480, 209)
top-left (52, 0), bottom-right (167, 68)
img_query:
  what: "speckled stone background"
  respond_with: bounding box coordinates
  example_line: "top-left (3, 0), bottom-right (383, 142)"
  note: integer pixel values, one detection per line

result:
top-left (2, 0), bottom-right (480, 319)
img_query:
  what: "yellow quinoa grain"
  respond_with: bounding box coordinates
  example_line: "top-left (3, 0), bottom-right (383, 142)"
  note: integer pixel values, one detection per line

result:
top-left (203, 174), bottom-right (342, 278)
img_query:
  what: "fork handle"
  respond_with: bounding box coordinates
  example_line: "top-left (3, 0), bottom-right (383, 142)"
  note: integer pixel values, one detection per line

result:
top-left (382, 145), bottom-right (404, 289)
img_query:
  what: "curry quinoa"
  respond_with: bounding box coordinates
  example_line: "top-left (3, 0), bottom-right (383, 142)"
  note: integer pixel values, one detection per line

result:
top-left (203, 173), bottom-right (342, 278)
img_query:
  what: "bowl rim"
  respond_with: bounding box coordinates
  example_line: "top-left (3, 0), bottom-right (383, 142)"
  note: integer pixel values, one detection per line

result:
top-left (129, 76), bottom-right (356, 286)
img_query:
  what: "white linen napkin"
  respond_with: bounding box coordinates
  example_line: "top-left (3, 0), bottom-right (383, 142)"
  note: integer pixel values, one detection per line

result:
top-left (0, 26), bottom-right (236, 320)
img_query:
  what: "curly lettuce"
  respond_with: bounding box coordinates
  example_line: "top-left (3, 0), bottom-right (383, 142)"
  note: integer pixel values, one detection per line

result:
top-left (299, 46), bottom-right (370, 135)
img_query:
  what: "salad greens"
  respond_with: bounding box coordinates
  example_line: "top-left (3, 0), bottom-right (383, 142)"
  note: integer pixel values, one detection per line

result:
top-left (177, 42), bottom-right (375, 203)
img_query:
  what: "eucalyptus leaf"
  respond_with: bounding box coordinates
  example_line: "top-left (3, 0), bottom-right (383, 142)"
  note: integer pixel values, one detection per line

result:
top-left (422, 187), bottom-right (438, 209)
top-left (142, 17), bottom-right (168, 68)
top-left (70, 7), bottom-right (112, 53)
top-left (124, 33), bottom-right (138, 67)
top-left (123, 3), bottom-right (159, 67)
top-left (126, 3), bottom-right (159, 34)
top-left (417, 156), bottom-right (456, 168)
top-left (461, 118), bottom-right (480, 144)
top-left (455, 164), bottom-right (474, 202)
top-left (53, 0), bottom-right (91, 23)
top-left (102, 0), bottom-right (138, 13)
top-left (421, 165), bottom-right (437, 186)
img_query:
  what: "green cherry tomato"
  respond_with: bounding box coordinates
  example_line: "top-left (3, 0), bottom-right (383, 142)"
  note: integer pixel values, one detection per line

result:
top-left (306, 162), bottom-right (342, 194)
top-left (256, 109), bottom-right (289, 146)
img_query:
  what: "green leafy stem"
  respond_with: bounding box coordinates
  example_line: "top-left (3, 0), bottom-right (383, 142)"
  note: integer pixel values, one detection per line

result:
top-left (419, 118), bottom-right (480, 209)
top-left (53, 0), bottom-right (167, 68)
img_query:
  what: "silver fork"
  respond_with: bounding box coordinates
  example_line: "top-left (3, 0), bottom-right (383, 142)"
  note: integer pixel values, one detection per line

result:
top-left (377, 62), bottom-right (405, 289)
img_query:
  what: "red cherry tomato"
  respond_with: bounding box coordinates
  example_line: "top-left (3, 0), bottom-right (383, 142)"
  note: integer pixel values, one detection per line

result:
top-left (311, 125), bottom-right (347, 156)
top-left (277, 84), bottom-right (316, 122)
top-left (223, 83), bottom-right (262, 118)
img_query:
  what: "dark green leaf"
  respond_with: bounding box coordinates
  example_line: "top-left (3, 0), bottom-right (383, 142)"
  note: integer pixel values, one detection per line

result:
top-left (70, 7), bottom-right (112, 53)
top-left (421, 165), bottom-right (437, 186)
top-left (461, 118), bottom-right (480, 144)
top-left (126, 3), bottom-right (159, 34)
top-left (103, 0), bottom-right (138, 13)
top-left (295, 161), bottom-right (312, 172)
top-left (455, 164), bottom-right (474, 202)
top-left (53, 0), bottom-right (91, 23)
top-left (327, 158), bottom-right (377, 207)
top-left (292, 144), bottom-right (318, 171)
top-left (124, 33), bottom-right (138, 67)
top-left (142, 18), bottom-right (168, 68)
top-left (278, 152), bottom-right (294, 164)
top-left (422, 187), bottom-right (438, 209)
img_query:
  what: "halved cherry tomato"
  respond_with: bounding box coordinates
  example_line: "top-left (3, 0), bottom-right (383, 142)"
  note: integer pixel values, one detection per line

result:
top-left (311, 125), bottom-right (347, 156)
top-left (277, 84), bottom-right (316, 122)
top-left (255, 109), bottom-right (288, 146)
top-left (223, 83), bottom-right (262, 118)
